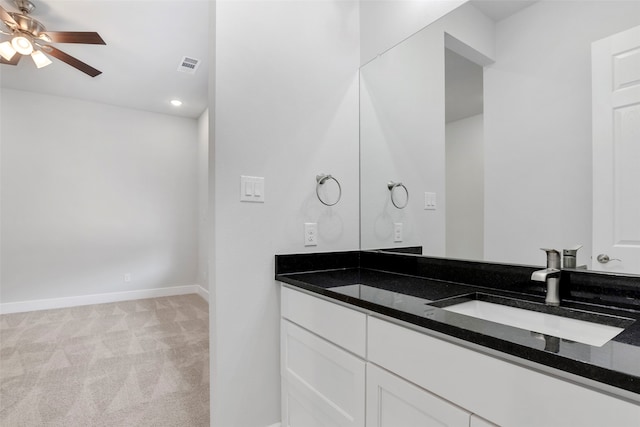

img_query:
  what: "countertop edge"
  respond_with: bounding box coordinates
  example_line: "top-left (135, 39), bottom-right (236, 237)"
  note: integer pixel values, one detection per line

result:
top-left (276, 275), bottom-right (640, 403)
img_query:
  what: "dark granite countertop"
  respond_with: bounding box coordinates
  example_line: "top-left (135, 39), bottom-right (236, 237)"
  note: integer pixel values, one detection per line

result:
top-left (275, 250), bottom-right (640, 399)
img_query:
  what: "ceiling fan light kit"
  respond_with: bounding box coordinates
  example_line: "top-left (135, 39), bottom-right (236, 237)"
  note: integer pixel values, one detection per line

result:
top-left (0, 40), bottom-right (16, 60)
top-left (0, 0), bottom-right (106, 76)
top-left (30, 48), bottom-right (50, 68)
top-left (11, 34), bottom-right (32, 54)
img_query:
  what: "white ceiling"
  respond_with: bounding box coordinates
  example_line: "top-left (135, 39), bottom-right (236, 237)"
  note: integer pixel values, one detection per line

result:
top-left (470, 0), bottom-right (538, 22)
top-left (0, 0), bottom-right (209, 119)
top-left (0, 1), bottom-right (535, 121)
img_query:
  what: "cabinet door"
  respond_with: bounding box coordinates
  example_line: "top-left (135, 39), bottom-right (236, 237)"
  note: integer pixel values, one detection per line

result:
top-left (282, 320), bottom-right (366, 427)
top-left (366, 363), bottom-right (470, 427)
top-left (470, 414), bottom-right (499, 427)
top-left (282, 380), bottom-right (345, 427)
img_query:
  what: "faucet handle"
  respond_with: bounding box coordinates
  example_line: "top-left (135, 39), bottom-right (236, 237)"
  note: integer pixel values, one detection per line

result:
top-left (562, 245), bottom-right (582, 268)
top-left (562, 245), bottom-right (583, 256)
top-left (540, 248), bottom-right (560, 255)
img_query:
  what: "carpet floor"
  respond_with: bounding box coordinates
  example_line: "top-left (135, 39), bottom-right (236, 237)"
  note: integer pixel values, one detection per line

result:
top-left (0, 294), bottom-right (210, 426)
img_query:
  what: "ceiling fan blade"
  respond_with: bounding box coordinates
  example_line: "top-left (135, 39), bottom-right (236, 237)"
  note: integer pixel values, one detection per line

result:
top-left (42, 31), bottom-right (106, 45)
top-left (0, 53), bottom-right (22, 66)
top-left (0, 5), bottom-right (18, 28)
top-left (43, 46), bottom-right (102, 77)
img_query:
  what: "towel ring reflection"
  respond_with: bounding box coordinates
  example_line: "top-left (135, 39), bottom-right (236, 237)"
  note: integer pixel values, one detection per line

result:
top-left (388, 181), bottom-right (409, 209)
top-left (316, 174), bottom-right (342, 206)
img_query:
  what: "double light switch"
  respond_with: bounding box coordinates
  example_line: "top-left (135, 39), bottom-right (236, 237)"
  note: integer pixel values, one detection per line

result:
top-left (240, 176), bottom-right (265, 203)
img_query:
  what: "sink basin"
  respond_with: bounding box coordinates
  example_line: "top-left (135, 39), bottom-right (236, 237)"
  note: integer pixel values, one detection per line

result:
top-left (430, 293), bottom-right (633, 347)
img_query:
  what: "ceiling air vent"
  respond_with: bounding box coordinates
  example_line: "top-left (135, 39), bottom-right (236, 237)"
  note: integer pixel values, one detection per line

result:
top-left (177, 56), bottom-right (200, 74)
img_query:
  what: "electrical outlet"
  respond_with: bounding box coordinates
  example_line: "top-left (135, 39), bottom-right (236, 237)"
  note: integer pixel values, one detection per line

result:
top-left (124, 273), bottom-right (131, 283)
top-left (394, 223), bottom-right (403, 242)
top-left (305, 223), bottom-right (318, 246)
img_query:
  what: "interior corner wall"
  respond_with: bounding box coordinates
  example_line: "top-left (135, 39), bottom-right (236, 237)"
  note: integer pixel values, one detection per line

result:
top-left (359, 0), bottom-right (467, 64)
top-left (197, 109), bottom-right (209, 292)
top-left (0, 89), bottom-right (199, 304)
top-left (212, 1), bottom-right (360, 425)
top-left (483, 0), bottom-right (640, 267)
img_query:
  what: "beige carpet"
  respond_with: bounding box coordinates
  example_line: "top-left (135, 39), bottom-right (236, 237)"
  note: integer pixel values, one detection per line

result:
top-left (0, 294), bottom-right (210, 426)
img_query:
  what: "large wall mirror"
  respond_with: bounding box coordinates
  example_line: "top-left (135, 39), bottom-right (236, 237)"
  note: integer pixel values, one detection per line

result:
top-left (360, 0), bottom-right (640, 274)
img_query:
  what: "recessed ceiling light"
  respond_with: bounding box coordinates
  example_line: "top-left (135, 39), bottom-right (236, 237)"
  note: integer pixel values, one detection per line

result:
top-left (170, 99), bottom-right (183, 107)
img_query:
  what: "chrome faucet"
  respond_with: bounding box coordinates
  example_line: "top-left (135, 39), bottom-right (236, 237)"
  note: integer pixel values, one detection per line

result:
top-left (531, 248), bottom-right (561, 306)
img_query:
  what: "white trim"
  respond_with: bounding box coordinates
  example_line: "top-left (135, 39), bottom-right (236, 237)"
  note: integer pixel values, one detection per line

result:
top-left (0, 284), bottom-right (206, 315)
top-left (195, 283), bottom-right (210, 302)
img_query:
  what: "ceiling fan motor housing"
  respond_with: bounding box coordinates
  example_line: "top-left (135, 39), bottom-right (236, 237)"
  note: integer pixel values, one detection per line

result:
top-left (8, 12), bottom-right (46, 37)
top-left (14, 0), bottom-right (36, 15)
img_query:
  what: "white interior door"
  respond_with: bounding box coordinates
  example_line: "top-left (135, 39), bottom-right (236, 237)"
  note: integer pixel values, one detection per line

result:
top-left (592, 24), bottom-right (640, 274)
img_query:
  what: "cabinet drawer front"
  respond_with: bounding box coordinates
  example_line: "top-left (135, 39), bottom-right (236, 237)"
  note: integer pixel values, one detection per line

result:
top-left (281, 286), bottom-right (366, 357)
top-left (282, 320), bottom-right (366, 427)
top-left (368, 316), bottom-right (640, 427)
top-left (367, 363), bottom-right (470, 427)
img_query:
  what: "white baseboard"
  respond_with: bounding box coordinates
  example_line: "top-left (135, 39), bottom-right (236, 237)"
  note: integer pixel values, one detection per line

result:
top-left (0, 284), bottom-right (208, 315)
top-left (195, 283), bottom-right (210, 302)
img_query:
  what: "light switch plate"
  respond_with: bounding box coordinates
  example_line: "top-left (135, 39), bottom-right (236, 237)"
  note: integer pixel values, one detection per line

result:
top-left (240, 176), bottom-right (265, 203)
top-left (424, 192), bottom-right (436, 210)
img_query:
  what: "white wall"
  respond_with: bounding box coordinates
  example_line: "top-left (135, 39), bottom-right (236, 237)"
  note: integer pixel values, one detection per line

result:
top-left (211, 1), bottom-right (360, 426)
top-left (197, 109), bottom-right (209, 292)
top-left (446, 114), bottom-right (484, 260)
top-left (483, 0), bottom-right (640, 267)
top-left (360, 0), bottom-right (467, 64)
top-left (359, 3), bottom-right (494, 253)
top-left (0, 89), bottom-right (199, 304)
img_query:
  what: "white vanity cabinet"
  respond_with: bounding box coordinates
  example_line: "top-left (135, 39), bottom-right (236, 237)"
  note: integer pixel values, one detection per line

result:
top-left (368, 316), bottom-right (640, 427)
top-left (281, 287), bottom-right (367, 427)
top-left (281, 286), bottom-right (640, 427)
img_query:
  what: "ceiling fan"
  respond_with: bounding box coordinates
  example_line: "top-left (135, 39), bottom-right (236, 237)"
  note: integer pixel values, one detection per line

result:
top-left (0, 0), bottom-right (105, 77)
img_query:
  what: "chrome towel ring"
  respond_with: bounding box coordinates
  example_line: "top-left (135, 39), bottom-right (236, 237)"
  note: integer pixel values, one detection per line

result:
top-left (316, 174), bottom-right (342, 206)
top-left (388, 181), bottom-right (409, 209)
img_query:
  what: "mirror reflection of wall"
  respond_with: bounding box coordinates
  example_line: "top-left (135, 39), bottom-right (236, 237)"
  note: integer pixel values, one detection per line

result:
top-left (360, 3), bottom-right (494, 255)
top-left (360, 0), bottom-right (640, 272)
top-left (445, 48), bottom-right (484, 260)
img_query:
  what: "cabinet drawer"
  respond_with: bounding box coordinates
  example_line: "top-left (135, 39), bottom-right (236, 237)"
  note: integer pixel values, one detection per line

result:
top-left (282, 320), bottom-right (366, 427)
top-left (368, 316), bottom-right (640, 427)
top-left (281, 286), bottom-right (367, 357)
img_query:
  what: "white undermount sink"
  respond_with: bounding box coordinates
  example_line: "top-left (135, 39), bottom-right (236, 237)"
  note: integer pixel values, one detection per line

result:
top-left (438, 296), bottom-right (630, 347)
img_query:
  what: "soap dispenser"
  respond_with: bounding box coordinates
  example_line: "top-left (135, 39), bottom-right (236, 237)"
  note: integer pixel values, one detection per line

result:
top-left (562, 245), bottom-right (583, 269)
